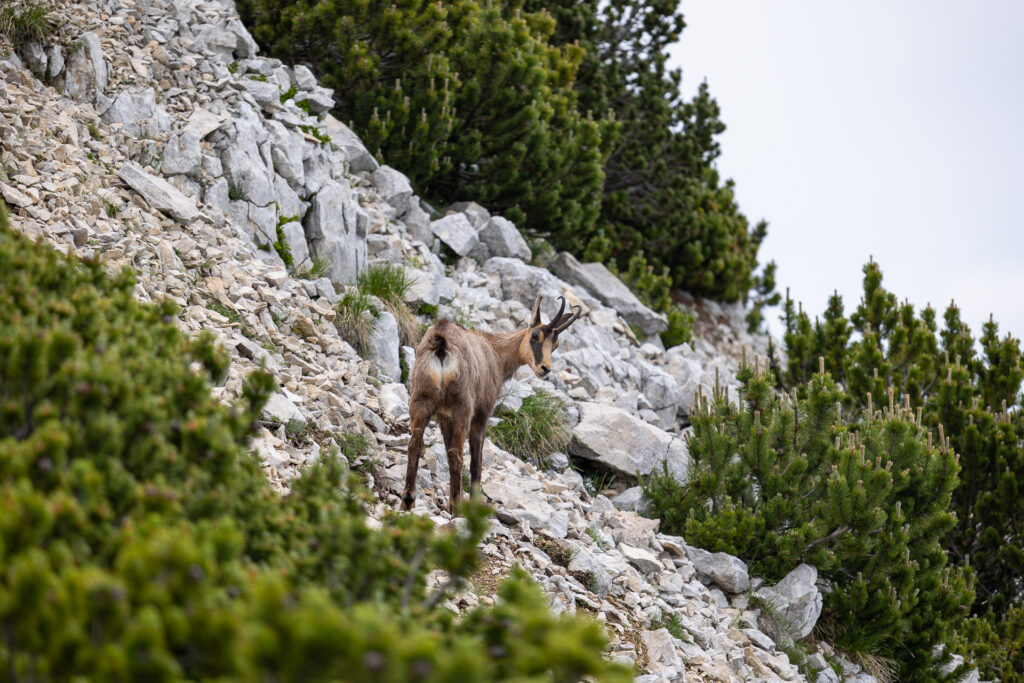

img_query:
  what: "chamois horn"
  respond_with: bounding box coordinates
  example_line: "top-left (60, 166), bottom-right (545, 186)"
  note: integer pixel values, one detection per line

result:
top-left (547, 296), bottom-right (582, 334)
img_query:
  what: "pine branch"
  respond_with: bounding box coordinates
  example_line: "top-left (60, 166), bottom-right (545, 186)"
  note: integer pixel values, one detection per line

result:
top-left (804, 525), bottom-right (852, 553)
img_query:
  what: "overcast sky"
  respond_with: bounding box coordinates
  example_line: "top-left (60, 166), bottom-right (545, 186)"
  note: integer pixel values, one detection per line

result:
top-left (668, 1), bottom-right (1024, 342)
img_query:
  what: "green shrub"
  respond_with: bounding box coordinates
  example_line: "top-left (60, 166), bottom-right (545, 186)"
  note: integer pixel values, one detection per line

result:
top-left (778, 260), bottom-right (1024, 680)
top-left (489, 391), bottom-right (570, 469)
top-left (523, 0), bottom-right (771, 304)
top-left (661, 305), bottom-right (694, 348)
top-left (273, 213), bottom-right (297, 269)
top-left (643, 359), bottom-right (973, 680)
top-left (358, 261), bottom-right (413, 305)
top-left (950, 607), bottom-right (1024, 682)
top-left (0, 217), bottom-right (629, 681)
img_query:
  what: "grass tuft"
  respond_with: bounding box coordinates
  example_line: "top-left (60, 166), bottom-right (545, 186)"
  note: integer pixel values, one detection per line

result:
top-left (294, 254), bottom-right (329, 280)
top-left (358, 262), bottom-right (421, 347)
top-left (0, 1), bottom-right (53, 49)
top-left (649, 612), bottom-right (690, 643)
top-left (358, 262), bottom-right (412, 304)
top-left (336, 431), bottom-right (373, 465)
top-left (334, 288), bottom-right (374, 356)
top-left (489, 391), bottom-right (570, 468)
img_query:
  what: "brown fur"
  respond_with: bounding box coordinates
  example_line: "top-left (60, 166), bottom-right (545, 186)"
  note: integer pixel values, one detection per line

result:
top-left (402, 297), bottom-right (581, 513)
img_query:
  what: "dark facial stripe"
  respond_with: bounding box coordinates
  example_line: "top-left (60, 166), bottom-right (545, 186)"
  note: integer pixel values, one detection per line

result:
top-left (530, 331), bottom-right (544, 364)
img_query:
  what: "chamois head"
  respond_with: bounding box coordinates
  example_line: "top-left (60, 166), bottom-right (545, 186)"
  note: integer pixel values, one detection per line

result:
top-left (521, 296), bottom-right (582, 379)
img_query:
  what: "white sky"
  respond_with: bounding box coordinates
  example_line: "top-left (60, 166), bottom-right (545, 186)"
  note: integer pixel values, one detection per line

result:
top-left (668, 1), bottom-right (1024, 342)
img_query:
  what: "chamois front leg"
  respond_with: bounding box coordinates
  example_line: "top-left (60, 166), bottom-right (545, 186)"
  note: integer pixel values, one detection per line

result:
top-left (403, 398), bottom-right (434, 511)
top-left (468, 412), bottom-right (488, 498)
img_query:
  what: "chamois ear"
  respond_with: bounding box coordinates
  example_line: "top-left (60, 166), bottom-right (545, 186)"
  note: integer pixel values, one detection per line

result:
top-left (530, 297), bottom-right (543, 327)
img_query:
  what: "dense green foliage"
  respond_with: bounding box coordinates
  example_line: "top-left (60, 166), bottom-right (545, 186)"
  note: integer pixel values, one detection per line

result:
top-left (951, 606), bottom-right (1024, 681)
top-left (527, 0), bottom-right (773, 305)
top-left (237, 0), bottom-right (774, 307)
top-left (239, 0), bottom-right (613, 243)
top-left (644, 358), bottom-right (973, 680)
top-left (0, 213), bottom-right (628, 681)
top-left (777, 260), bottom-right (1024, 680)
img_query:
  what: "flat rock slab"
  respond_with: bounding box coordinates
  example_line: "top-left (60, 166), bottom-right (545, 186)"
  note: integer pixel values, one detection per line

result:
top-left (117, 161), bottom-right (198, 221)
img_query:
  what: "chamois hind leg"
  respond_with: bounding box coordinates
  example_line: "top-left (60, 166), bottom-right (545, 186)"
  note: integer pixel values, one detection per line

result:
top-left (468, 412), bottom-right (488, 498)
top-left (445, 415), bottom-right (470, 516)
top-left (402, 398), bottom-right (435, 511)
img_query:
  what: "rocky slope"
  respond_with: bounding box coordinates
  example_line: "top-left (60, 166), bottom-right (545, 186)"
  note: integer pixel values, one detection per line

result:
top-left (0, 1), bottom-right (902, 680)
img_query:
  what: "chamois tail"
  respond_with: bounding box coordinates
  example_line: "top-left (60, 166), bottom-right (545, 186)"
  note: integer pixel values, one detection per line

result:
top-left (417, 323), bottom-right (460, 397)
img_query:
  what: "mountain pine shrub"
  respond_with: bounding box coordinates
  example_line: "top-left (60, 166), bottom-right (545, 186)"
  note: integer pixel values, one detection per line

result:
top-left (775, 259), bottom-right (1024, 680)
top-left (0, 215), bottom-right (629, 682)
top-left (643, 357), bottom-right (973, 680)
top-left (523, 0), bottom-right (775, 305)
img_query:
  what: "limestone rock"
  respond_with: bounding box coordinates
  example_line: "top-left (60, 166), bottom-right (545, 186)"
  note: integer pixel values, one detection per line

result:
top-left (117, 162), bottom-right (198, 221)
top-left (369, 311), bottom-right (400, 381)
top-left (431, 213), bottom-right (478, 256)
top-left (371, 165), bottom-right (413, 216)
top-left (686, 546), bottom-right (750, 593)
top-left (550, 252), bottom-right (667, 335)
top-left (478, 216), bottom-right (531, 262)
top-left (185, 108), bottom-right (227, 139)
top-left (482, 257), bottom-right (564, 308)
top-left (401, 200), bottom-right (433, 244)
top-left (262, 391), bottom-right (306, 428)
top-left (292, 64), bottom-right (317, 90)
top-left (754, 563), bottom-right (822, 640)
top-left (619, 543), bottom-right (662, 574)
top-left (61, 32), bottom-right (107, 103)
top-left (379, 382), bottom-right (410, 419)
top-left (161, 131), bottom-right (202, 176)
top-left (568, 402), bottom-right (684, 478)
top-left (279, 221), bottom-right (310, 269)
top-left (612, 486), bottom-right (647, 512)
top-left (22, 41), bottom-right (47, 76)
top-left (227, 18), bottom-right (260, 58)
top-left (323, 115), bottom-right (378, 172)
top-left (404, 269), bottom-right (455, 307)
top-left (102, 87), bottom-right (171, 138)
top-left (302, 85), bottom-right (336, 113)
top-left (642, 629), bottom-right (681, 669)
top-left (304, 180), bottom-right (365, 284)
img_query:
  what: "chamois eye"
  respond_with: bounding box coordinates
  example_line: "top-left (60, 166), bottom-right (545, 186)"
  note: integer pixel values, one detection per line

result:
top-left (531, 330), bottom-right (540, 341)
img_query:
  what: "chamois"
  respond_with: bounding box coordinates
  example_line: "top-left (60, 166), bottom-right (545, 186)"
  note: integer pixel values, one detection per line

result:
top-left (402, 296), bottom-right (582, 513)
